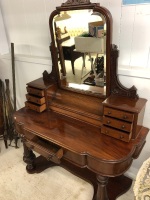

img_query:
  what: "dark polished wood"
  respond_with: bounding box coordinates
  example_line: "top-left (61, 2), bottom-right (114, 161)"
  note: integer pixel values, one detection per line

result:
top-left (14, 108), bottom-right (148, 176)
top-left (62, 0), bottom-right (91, 7)
top-left (14, 1), bottom-right (149, 200)
top-left (14, 107), bottom-right (148, 199)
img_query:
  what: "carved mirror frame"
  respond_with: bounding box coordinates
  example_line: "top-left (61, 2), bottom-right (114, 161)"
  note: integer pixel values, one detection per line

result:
top-left (45, 0), bottom-right (138, 99)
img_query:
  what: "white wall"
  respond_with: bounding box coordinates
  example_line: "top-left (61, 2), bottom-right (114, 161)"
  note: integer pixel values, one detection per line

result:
top-left (0, 0), bottom-right (150, 179)
top-left (0, 6), bottom-right (9, 54)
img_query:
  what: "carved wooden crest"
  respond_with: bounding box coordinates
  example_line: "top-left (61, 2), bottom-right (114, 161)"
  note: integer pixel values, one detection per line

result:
top-left (62, 0), bottom-right (91, 6)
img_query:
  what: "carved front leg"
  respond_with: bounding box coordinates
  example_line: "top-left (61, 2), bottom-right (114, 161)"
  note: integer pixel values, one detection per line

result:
top-left (96, 175), bottom-right (109, 200)
top-left (23, 142), bottom-right (36, 173)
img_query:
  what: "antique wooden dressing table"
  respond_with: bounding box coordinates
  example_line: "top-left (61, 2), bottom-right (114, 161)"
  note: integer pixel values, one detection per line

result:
top-left (14, 1), bottom-right (149, 200)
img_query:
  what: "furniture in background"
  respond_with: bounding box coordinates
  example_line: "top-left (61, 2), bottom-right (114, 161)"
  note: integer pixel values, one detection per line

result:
top-left (134, 157), bottom-right (150, 199)
top-left (0, 80), bottom-right (5, 147)
top-left (62, 37), bottom-right (84, 75)
top-left (14, 1), bottom-right (149, 200)
top-left (0, 79), bottom-right (18, 149)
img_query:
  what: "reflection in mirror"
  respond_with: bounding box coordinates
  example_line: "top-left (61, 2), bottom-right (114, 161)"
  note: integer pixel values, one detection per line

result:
top-left (53, 9), bottom-right (106, 95)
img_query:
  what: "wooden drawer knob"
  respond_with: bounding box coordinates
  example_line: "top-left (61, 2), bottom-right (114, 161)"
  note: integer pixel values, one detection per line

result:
top-left (123, 115), bottom-right (128, 120)
top-left (107, 111), bottom-right (111, 115)
top-left (107, 120), bottom-right (111, 124)
top-left (120, 135), bottom-right (124, 139)
top-left (121, 125), bottom-right (125, 129)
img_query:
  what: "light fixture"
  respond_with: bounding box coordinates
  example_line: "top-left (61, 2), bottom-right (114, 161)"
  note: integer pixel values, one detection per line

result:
top-left (55, 12), bottom-right (71, 22)
top-left (91, 12), bottom-right (106, 23)
top-left (54, 14), bottom-right (62, 22)
top-left (61, 11), bottom-right (71, 20)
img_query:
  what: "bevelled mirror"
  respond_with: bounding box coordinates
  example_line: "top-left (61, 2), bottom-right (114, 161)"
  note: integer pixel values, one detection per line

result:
top-left (49, 0), bottom-right (112, 97)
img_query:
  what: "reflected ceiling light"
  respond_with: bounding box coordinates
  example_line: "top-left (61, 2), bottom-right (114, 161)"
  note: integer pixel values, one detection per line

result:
top-left (62, 11), bottom-right (71, 20)
top-left (91, 12), bottom-right (105, 23)
top-left (69, 83), bottom-right (90, 91)
top-left (55, 14), bottom-right (62, 22)
top-left (55, 12), bottom-right (71, 22)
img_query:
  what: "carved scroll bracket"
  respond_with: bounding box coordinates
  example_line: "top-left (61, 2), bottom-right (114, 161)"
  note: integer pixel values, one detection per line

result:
top-left (110, 45), bottom-right (139, 99)
top-left (43, 44), bottom-right (58, 85)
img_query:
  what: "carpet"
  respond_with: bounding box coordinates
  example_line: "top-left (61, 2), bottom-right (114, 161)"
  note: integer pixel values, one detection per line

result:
top-left (0, 140), bottom-right (93, 200)
top-left (0, 140), bottom-right (134, 200)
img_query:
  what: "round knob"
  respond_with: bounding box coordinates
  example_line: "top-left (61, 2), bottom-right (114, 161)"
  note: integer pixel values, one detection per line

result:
top-left (121, 125), bottom-right (125, 129)
top-left (108, 111), bottom-right (111, 115)
top-left (120, 135), bottom-right (124, 139)
top-left (105, 130), bottom-right (109, 134)
top-left (123, 115), bottom-right (127, 119)
top-left (107, 120), bottom-right (111, 124)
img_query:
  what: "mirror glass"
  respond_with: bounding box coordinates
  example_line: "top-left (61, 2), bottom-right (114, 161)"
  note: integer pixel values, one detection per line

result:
top-left (53, 9), bottom-right (106, 95)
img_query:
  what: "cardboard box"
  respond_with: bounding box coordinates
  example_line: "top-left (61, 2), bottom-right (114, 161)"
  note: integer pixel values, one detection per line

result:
top-left (89, 21), bottom-right (104, 38)
top-left (74, 36), bottom-right (106, 54)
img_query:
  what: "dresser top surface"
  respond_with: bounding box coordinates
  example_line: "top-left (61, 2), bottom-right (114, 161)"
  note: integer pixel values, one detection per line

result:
top-left (14, 107), bottom-right (148, 162)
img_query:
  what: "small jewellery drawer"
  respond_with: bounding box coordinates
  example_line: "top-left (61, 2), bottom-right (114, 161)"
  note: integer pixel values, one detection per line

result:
top-left (23, 129), bottom-right (36, 140)
top-left (101, 125), bottom-right (131, 142)
top-left (104, 107), bottom-right (134, 122)
top-left (26, 94), bottom-right (45, 105)
top-left (25, 137), bottom-right (63, 164)
top-left (15, 122), bottom-right (23, 134)
top-left (25, 101), bottom-right (46, 113)
top-left (103, 116), bottom-right (132, 132)
top-left (26, 86), bottom-right (44, 97)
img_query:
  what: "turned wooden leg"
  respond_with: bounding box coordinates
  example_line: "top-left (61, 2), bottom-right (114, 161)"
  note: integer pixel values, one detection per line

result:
top-left (23, 142), bottom-right (36, 173)
top-left (96, 175), bottom-right (109, 200)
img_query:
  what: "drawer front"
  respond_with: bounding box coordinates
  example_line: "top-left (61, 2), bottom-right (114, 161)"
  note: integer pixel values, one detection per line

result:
top-left (25, 139), bottom-right (63, 164)
top-left (64, 151), bottom-right (86, 167)
top-left (101, 125), bottom-right (131, 142)
top-left (103, 116), bottom-right (132, 132)
top-left (25, 101), bottom-right (46, 112)
top-left (26, 86), bottom-right (44, 97)
top-left (23, 129), bottom-right (36, 140)
top-left (15, 122), bottom-right (23, 134)
top-left (104, 107), bottom-right (134, 122)
top-left (26, 94), bottom-right (45, 105)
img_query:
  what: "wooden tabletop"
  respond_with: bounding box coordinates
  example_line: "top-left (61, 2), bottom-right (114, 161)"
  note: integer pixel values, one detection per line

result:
top-left (14, 107), bottom-right (149, 176)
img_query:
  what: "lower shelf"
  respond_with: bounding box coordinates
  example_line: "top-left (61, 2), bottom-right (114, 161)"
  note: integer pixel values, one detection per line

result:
top-left (26, 155), bottom-right (133, 200)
